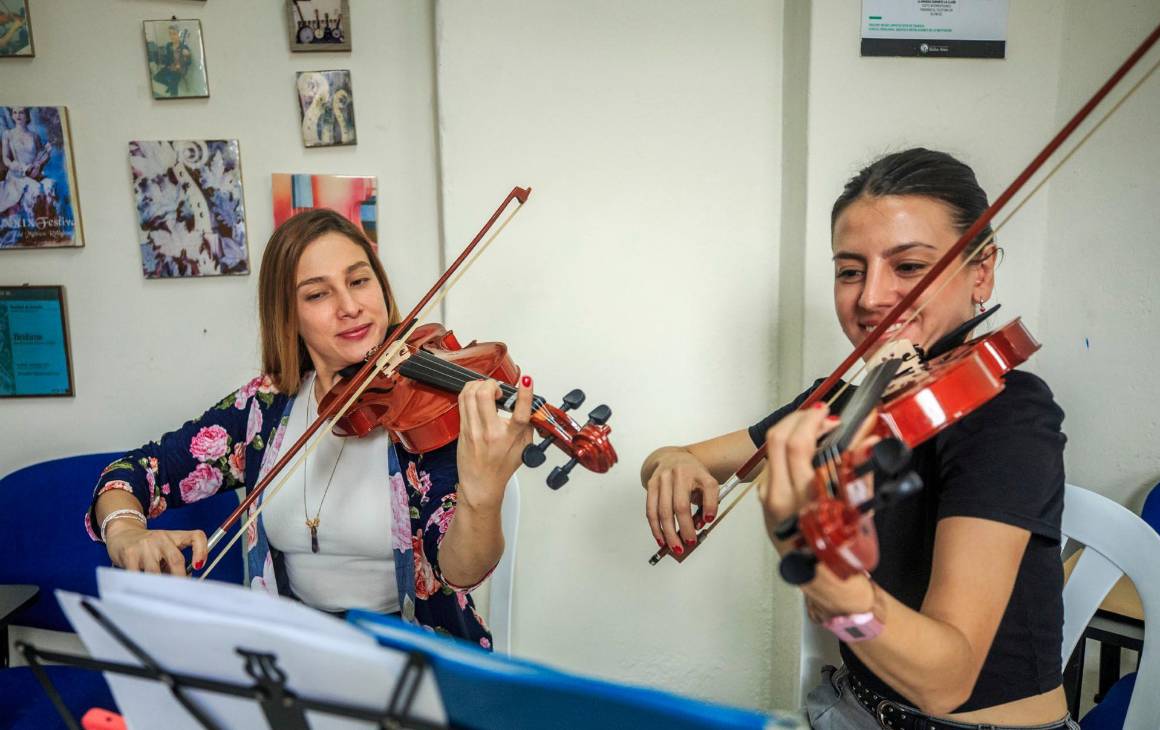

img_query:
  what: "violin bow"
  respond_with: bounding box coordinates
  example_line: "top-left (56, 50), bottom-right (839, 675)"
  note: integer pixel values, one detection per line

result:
top-left (197, 186), bottom-right (531, 578)
top-left (651, 21), bottom-right (1160, 565)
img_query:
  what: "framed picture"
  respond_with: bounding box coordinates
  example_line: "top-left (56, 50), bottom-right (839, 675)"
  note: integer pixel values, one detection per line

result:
top-left (0, 285), bottom-right (74, 398)
top-left (129, 139), bottom-right (250, 279)
top-left (287, 0), bottom-right (351, 52)
top-left (0, 0), bottom-right (34, 57)
top-left (0, 106), bottom-right (84, 249)
top-left (272, 173), bottom-right (377, 249)
top-left (296, 70), bottom-right (356, 147)
top-left (143, 18), bottom-right (209, 99)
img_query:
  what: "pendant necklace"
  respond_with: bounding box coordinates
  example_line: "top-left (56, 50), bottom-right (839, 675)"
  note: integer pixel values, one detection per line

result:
top-left (303, 376), bottom-right (347, 553)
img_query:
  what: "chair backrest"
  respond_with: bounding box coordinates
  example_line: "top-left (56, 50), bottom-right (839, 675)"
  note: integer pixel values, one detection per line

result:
top-left (485, 475), bottom-right (520, 655)
top-left (1061, 483), bottom-right (1160, 730)
top-left (0, 452), bottom-right (246, 633)
top-left (799, 602), bottom-right (841, 705)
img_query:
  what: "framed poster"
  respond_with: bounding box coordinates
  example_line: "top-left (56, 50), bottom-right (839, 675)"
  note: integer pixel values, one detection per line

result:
top-left (287, 0), bottom-right (351, 52)
top-left (143, 18), bottom-right (210, 99)
top-left (861, 0), bottom-right (1009, 58)
top-left (129, 139), bottom-right (250, 279)
top-left (0, 285), bottom-right (74, 398)
top-left (0, 106), bottom-right (84, 249)
top-left (0, 0), bottom-right (34, 57)
top-left (271, 173), bottom-right (377, 249)
top-left (296, 70), bottom-right (356, 147)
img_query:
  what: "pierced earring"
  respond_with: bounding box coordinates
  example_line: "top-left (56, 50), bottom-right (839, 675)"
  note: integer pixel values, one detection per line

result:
top-left (976, 298), bottom-right (986, 314)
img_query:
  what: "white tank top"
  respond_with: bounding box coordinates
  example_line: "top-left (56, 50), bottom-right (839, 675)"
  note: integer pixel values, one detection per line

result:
top-left (262, 373), bottom-right (399, 613)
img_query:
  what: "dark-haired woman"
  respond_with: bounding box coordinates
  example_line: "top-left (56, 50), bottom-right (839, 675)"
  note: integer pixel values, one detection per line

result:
top-left (87, 209), bottom-right (531, 647)
top-left (642, 149), bottom-right (1076, 728)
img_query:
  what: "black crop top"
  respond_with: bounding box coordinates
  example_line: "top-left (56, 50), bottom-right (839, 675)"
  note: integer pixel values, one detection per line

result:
top-left (749, 370), bottom-right (1067, 712)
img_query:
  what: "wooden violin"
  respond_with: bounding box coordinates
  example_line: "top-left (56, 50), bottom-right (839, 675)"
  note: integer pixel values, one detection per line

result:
top-left (774, 316), bottom-right (1041, 584)
top-left (322, 322), bottom-right (618, 489)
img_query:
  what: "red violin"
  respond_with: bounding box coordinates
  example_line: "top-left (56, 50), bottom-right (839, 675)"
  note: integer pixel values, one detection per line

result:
top-left (775, 316), bottom-right (1040, 584)
top-left (321, 322), bottom-right (618, 489)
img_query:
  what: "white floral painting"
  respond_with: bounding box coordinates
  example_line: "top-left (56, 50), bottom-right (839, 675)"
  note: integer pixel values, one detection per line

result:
top-left (129, 139), bottom-right (249, 279)
top-left (296, 70), bottom-right (356, 148)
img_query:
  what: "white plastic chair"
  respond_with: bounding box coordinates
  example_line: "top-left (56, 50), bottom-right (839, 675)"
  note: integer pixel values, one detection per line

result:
top-left (484, 475), bottom-right (520, 655)
top-left (1061, 483), bottom-right (1160, 729)
top-left (799, 599), bottom-right (841, 705)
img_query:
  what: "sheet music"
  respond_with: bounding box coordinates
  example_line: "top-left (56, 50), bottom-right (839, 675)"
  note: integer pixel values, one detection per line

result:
top-left (59, 570), bottom-right (447, 730)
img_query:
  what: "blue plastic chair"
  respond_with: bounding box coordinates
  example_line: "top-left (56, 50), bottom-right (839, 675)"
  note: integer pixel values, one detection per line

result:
top-left (0, 452), bottom-right (246, 729)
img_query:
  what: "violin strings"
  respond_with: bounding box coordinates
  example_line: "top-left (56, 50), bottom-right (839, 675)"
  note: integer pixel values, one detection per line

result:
top-left (819, 52), bottom-right (1160, 411)
top-left (381, 347), bottom-right (573, 450)
top-left (399, 350), bottom-right (566, 433)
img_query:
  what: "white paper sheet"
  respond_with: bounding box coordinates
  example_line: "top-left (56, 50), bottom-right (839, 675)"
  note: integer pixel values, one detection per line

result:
top-left (58, 570), bottom-right (447, 730)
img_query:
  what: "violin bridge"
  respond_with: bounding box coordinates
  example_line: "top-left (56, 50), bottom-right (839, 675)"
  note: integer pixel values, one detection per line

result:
top-left (372, 339), bottom-right (411, 377)
top-left (867, 339), bottom-right (924, 396)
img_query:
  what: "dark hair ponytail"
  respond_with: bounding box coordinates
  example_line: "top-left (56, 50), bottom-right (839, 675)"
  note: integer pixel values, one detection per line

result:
top-left (831, 148), bottom-right (994, 253)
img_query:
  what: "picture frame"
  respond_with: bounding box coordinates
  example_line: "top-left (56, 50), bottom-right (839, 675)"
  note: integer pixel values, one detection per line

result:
top-left (287, 0), bottom-right (351, 52)
top-left (0, 106), bottom-right (85, 249)
top-left (143, 18), bottom-right (210, 100)
top-left (0, 0), bottom-right (34, 58)
top-left (296, 70), bottom-right (357, 148)
top-left (129, 139), bottom-right (250, 279)
top-left (272, 173), bottom-right (377, 248)
top-left (0, 285), bottom-right (75, 398)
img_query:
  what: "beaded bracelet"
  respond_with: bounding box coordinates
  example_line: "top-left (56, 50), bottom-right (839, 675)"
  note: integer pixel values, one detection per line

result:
top-left (99, 508), bottom-right (147, 542)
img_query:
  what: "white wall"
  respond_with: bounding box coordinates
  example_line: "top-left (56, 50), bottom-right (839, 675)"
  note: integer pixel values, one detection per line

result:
top-left (1038, 1), bottom-right (1160, 509)
top-left (5, 0), bottom-right (1159, 717)
top-left (0, 0), bottom-right (443, 473)
top-left (434, 0), bottom-right (790, 710)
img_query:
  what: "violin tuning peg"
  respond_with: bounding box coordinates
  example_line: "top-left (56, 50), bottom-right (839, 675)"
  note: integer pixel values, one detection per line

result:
top-left (547, 458), bottom-right (578, 490)
top-left (586, 404), bottom-right (611, 426)
top-left (779, 549), bottom-right (818, 586)
top-left (561, 389), bottom-right (585, 411)
top-left (522, 436), bottom-right (553, 468)
top-left (870, 438), bottom-right (911, 478)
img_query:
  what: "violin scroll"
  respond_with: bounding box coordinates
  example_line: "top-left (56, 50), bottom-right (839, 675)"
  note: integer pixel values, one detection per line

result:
top-left (523, 389), bottom-right (617, 489)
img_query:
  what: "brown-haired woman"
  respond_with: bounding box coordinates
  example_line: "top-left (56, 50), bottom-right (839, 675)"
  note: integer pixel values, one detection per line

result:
top-left (88, 209), bottom-right (530, 647)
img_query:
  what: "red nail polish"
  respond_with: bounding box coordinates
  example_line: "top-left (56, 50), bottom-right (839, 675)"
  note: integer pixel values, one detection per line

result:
top-left (812, 402), bottom-right (826, 410)
top-left (705, 513), bottom-right (715, 523)
top-left (521, 375), bottom-right (532, 388)
top-left (685, 538), bottom-right (696, 547)
top-left (826, 415), bottom-right (840, 422)
top-left (673, 544), bottom-right (684, 555)
top-left (194, 560), bottom-right (204, 570)
top-left (656, 537), bottom-right (664, 548)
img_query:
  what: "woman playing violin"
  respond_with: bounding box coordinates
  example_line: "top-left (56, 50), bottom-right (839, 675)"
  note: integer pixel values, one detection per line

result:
top-left (642, 149), bottom-right (1075, 728)
top-left (87, 209), bottom-right (533, 647)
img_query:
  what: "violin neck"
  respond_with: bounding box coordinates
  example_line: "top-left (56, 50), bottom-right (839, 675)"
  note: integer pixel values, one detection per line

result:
top-left (398, 350), bottom-right (543, 413)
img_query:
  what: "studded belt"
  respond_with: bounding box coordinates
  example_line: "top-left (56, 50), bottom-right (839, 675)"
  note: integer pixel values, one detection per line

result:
top-left (845, 670), bottom-right (1071, 730)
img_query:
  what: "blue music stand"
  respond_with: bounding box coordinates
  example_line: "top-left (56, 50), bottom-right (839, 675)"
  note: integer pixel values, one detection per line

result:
top-left (347, 610), bottom-right (804, 730)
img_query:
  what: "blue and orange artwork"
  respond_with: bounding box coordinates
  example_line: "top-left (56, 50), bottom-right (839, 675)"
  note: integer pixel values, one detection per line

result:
top-left (129, 139), bottom-right (250, 279)
top-left (0, 106), bottom-right (82, 249)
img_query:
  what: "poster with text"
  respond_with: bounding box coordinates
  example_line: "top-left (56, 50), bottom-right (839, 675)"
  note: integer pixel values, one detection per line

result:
top-left (0, 106), bottom-right (83, 249)
top-left (861, 0), bottom-right (1008, 58)
top-left (0, 286), bottom-right (74, 398)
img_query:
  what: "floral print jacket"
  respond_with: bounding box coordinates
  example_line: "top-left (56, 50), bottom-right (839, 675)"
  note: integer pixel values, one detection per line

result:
top-left (86, 374), bottom-right (494, 649)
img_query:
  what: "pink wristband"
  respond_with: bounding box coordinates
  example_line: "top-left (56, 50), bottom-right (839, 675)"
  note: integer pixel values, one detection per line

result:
top-left (822, 611), bottom-right (883, 642)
